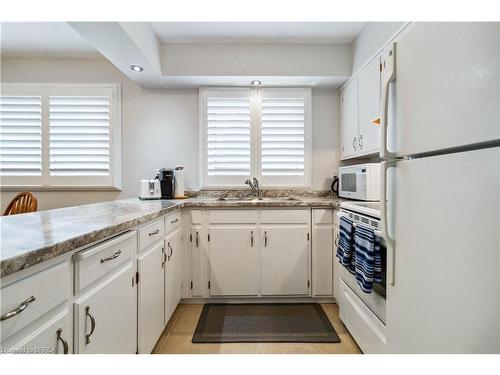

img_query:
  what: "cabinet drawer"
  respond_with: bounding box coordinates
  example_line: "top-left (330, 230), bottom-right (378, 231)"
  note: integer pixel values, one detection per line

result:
top-left (312, 209), bottom-right (333, 225)
top-left (138, 219), bottom-right (165, 251)
top-left (208, 210), bottom-right (258, 224)
top-left (8, 308), bottom-right (72, 354)
top-left (260, 209), bottom-right (309, 224)
top-left (165, 211), bottom-right (180, 235)
top-left (189, 210), bottom-right (204, 225)
top-left (1, 261), bottom-right (70, 342)
top-left (73, 231), bottom-right (136, 292)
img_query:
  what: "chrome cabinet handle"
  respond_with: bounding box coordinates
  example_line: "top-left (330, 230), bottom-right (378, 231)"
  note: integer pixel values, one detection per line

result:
top-left (264, 231), bottom-right (268, 247)
top-left (170, 218), bottom-right (179, 224)
top-left (195, 232), bottom-right (199, 247)
top-left (161, 247), bottom-right (167, 267)
top-left (358, 134), bottom-right (363, 149)
top-left (334, 233), bottom-right (339, 248)
top-left (167, 242), bottom-right (173, 261)
top-left (85, 306), bottom-right (96, 345)
top-left (250, 231), bottom-right (254, 247)
top-left (0, 296), bottom-right (36, 321)
top-left (56, 328), bottom-right (69, 354)
top-left (353, 137), bottom-right (357, 151)
top-left (100, 250), bottom-right (121, 263)
top-left (148, 229), bottom-right (160, 236)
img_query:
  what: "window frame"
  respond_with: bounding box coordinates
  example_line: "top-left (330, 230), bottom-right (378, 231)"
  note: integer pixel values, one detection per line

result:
top-left (0, 83), bottom-right (122, 191)
top-left (199, 87), bottom-right (312, 189)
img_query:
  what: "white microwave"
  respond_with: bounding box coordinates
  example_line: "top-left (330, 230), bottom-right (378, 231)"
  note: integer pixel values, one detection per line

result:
top-left (338, 163), bottom-right (380, 201)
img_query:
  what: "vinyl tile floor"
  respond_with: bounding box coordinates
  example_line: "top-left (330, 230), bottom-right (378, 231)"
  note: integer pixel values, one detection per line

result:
top-left (152, 303), bottom-right (362, 354)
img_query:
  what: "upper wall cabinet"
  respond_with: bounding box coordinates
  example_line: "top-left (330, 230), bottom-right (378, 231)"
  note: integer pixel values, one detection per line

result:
top-left (341, 54), bottom-right (382, 160)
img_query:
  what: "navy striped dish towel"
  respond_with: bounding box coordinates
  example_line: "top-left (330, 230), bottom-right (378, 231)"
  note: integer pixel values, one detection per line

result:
top-left (354, 224), bottom-right (382, 293)
top-left (336, 216), bottom-right (356, 274)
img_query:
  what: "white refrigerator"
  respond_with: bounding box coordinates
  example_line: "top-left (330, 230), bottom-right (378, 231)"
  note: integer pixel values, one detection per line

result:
top-left (379, 22), bottom-right (500, 353)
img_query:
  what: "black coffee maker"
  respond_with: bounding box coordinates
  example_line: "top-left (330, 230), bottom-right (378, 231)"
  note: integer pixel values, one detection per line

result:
top-left (155, 168), bottom-right (175, 199)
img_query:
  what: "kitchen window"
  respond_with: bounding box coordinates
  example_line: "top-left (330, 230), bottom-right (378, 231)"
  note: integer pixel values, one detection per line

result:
top-left (200, 87), bottom-right (311, 188)
top-left (0, 84), bottom-right (121, 190)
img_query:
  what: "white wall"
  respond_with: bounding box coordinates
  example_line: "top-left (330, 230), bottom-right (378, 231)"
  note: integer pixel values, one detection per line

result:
top-left (352, 22), bottom-right (406, 73)
top-left (0, 57), bottom-right (340, 211)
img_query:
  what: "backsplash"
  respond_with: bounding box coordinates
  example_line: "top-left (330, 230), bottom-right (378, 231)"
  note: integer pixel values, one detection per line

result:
top-left (186, 189), bottom-right (334, 199)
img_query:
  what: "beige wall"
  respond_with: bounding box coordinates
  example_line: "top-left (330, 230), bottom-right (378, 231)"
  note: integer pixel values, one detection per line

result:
top-left (1, 57), bottom-right (340, 212)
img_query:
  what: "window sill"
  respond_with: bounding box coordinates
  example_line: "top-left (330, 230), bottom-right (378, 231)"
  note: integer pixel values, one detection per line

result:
top-left (0, 185), bottom-right (122, 192)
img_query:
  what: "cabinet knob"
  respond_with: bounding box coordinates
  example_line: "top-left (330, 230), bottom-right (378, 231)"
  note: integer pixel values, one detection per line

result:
top-left (352, 137), bottom-right (357, 151)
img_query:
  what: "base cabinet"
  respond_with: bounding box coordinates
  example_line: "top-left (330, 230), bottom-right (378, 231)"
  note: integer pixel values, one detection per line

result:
top-left (8, 308), bottom-right (72, 354)
top-left (208, 225), bottom-right (259, 296)
top-left (74, 262), bottom-right (136, 354)
top-left (137, 242), bottom-right (165, 354)
top-left (260, 226), bottom-right (310, 296)
top-left (164, 229), bottom-right (182, 324)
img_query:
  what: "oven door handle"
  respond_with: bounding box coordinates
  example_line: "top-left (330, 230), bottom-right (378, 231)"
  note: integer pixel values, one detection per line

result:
top-left (381, 161), bottom-right (396, 286)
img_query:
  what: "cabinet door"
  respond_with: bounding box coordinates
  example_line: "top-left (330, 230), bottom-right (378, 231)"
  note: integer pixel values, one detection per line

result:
top-left (190, 226), bottom-right (206, 298)
top-left (208, 226), bottom-right (258, 296)
top-left (312, 225), bottom-right (333, 296)
top-left (341, 77), bottom-right (359, 159)
top-left (8, 308), bottom-right (72, 354)
top-left (165, 229), bottom-right (182, 324)
top-left (358, 55), bottom-right (381, 154)
top-left (260, 226), bottom-right (310, 296)
top-left (137, 242), bottom-right (164, 354)
top-left (74, 262), bottom-right (136, 354)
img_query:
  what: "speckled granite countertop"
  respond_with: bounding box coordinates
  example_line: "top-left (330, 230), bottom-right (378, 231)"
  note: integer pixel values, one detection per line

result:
top-left (0, 195), bottom-right (342, 278)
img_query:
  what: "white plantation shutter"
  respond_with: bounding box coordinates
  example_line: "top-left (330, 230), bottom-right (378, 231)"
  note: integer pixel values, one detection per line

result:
top-left (0, 96), bottom-right (42, 176)
top-left (49, 96), bottom-right (110, 176)
top-left (0, 84), bottom-right (121, 189)
top-left (201, 88), bottom-right (310, 187)
top-left (261, 97), bottom-right (305, 176)
top-left (203, 89), bottom-right (253, 186)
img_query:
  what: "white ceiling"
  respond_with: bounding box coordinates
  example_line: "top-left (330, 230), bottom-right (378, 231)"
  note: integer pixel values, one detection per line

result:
top-left (0, 22), bottom-right (366, 59)
top-left (0, 22), bottom-right (100, 58)
top-left (149, 22), bottom-right (366, 44)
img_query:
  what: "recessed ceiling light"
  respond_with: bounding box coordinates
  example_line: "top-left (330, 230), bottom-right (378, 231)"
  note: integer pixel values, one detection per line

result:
top-left (130, 65), bottom-right (144, 72)
top-left (251, 80), bottom-right (262, 86)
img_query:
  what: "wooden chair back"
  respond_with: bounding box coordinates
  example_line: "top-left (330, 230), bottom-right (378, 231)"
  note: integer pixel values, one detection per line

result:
top-left (3, 192), bottom-right (38, 216)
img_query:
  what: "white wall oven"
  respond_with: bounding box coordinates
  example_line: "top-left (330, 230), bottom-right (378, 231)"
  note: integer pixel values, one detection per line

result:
top-left (337, 202), bottom-right (387, 353)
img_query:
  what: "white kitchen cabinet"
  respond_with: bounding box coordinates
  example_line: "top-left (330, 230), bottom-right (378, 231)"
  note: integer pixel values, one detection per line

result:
top-left (260, 226), bottom-right (310, 296)
top-left (74, 262), bottom-right (136, 354)
top-left (312, 209), bottom-right (333, 297)
top-left (190, 225), bottom-right (207, 298)
top-left (137, 241), bottom-right (164, 354)
top-left (340, 77), bottom-right (359, 159)
top-left (358, 55), bottom-right (382, 154)
top-left (341, 53), bottom-right (383, 160)
top-left (7, 308), bottom-right (72, 354)
top-left (164, 228), bottom-right (182, 324)
top-left (208, 225), bottom-right (259, 296)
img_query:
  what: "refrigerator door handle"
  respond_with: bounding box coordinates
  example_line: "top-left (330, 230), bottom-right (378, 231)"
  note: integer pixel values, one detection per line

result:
top-left (381, 160), bottom-right (396, 286)
top-left (380, 42), bottom-right (398, 160)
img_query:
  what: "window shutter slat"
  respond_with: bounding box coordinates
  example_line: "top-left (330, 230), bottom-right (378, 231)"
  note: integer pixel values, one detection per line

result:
top-left (206, 97), bottom-right (251, 177)
top-left (49, 96), bottom-right (111, 176)
top-left (261, 97), bottom-right (305, 177)
top-left (0, 96), bottom-right (42, 176)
